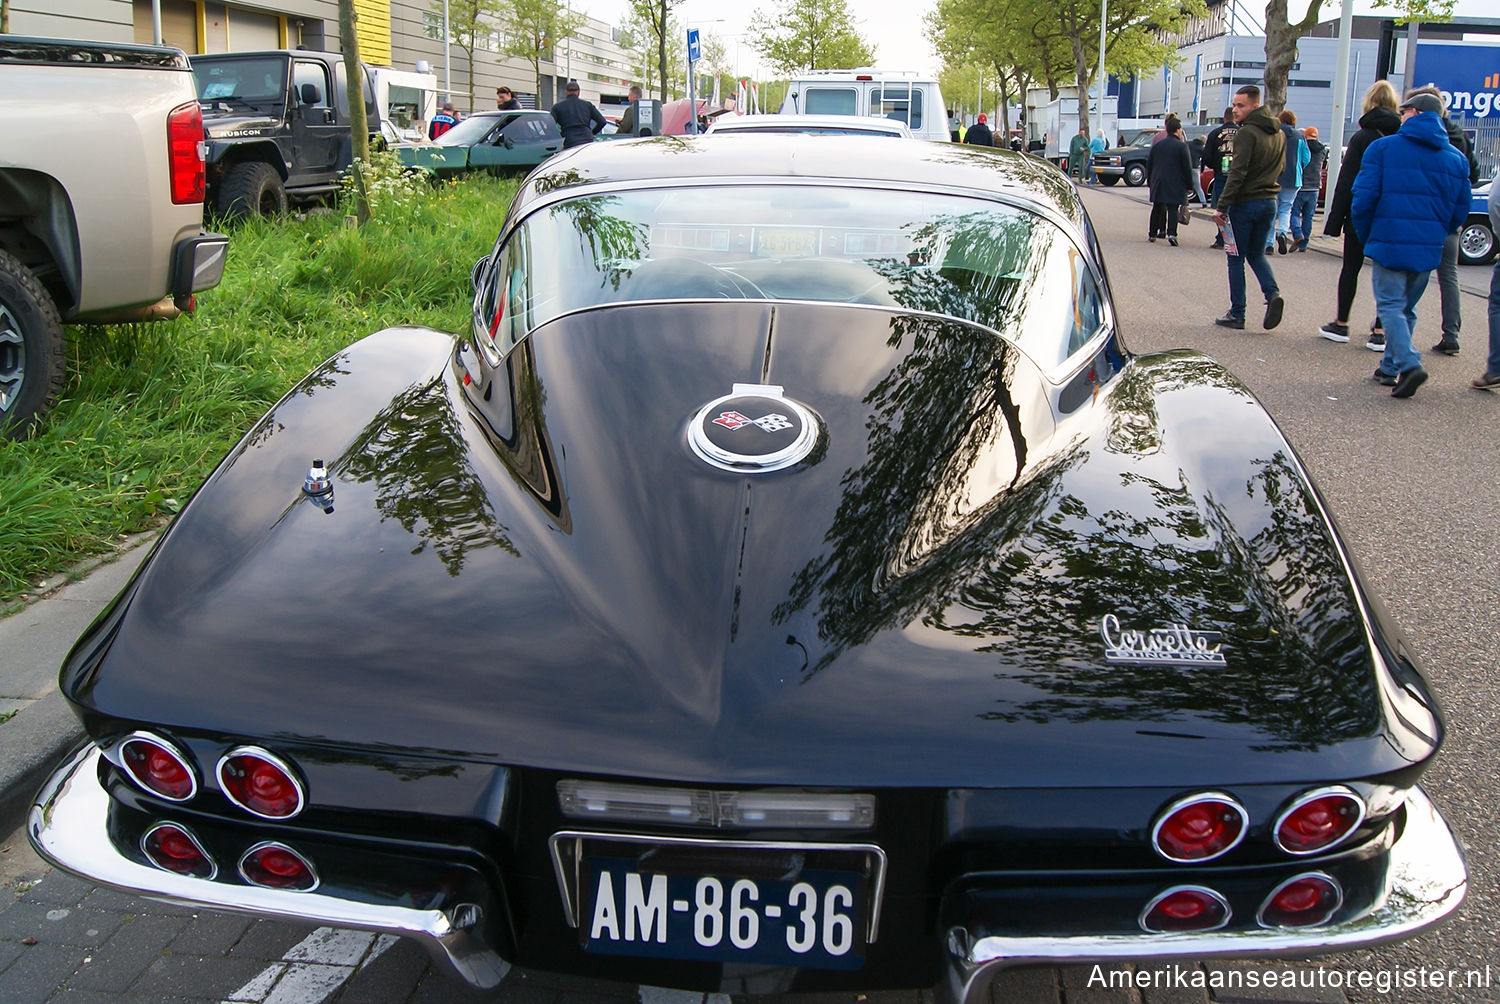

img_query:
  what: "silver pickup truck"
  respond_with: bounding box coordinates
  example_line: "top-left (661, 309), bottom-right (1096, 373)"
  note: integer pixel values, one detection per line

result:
top-left (0, 35), bottom-right (228, 438)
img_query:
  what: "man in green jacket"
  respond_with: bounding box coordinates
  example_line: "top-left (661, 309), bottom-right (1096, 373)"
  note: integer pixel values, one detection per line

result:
top-left (1068, 127), bottom-right (1091, 182)
top-left (1211, 85), bottom-right (1286, 330)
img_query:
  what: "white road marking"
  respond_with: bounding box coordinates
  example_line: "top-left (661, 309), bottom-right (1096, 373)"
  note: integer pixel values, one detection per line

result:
top-left (221, 925), bottom-right (399, 1004)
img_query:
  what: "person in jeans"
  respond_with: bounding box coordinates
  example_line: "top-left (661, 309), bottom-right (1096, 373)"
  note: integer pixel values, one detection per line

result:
top-left (1273, 109), bottom-right (1310, 254)
top-left (1405, 85), bottom-right (1481, 356)
top-left (1319, 80), bottom-right (1401, 349)
top-left (1211, 85), bottom-right (1285, 331)
top-left (1350, 91), bottom-right (1471, 399)
top-left (1292, 125), bottom-right (1326, 251)
top-left (1472, 183), bottom-right (1500, 391)
top-left (1202, 107), bottom-right (1238, 248)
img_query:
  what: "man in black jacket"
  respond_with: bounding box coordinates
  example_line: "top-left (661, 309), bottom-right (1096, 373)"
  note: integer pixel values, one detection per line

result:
top-left (1212, 85), bottom-right (1286, 330)
top-left (550, 80), bottom-right (606, 148)
top-left (964, 113), bottom-right (993, 147)
top-left (1201, 107), bottom-right (1238, 247)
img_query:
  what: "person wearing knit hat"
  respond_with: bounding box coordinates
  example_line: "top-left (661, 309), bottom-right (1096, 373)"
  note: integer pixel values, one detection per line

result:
top-left (1292, 125), bottom-right (1326, 251)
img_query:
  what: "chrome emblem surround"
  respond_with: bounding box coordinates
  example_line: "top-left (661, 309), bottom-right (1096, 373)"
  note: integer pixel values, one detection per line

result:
top-left (689, 383), bottom-right (818, 473)
top-left (1100, 614), bottom-right (1226, 667)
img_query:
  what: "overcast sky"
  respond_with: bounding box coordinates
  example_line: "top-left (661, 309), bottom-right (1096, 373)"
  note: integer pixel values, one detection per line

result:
top-left (579, 0), bottom-right (1498, 81)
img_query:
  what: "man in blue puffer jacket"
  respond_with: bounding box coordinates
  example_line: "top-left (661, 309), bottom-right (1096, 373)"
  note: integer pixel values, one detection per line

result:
top-left (1351, 91), bottom-right (1471, 399)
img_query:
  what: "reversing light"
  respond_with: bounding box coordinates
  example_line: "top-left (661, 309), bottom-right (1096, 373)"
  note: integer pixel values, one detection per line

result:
top-left (238, 841), bottom-right (319, 891)
top-left (118, 733), bottom-right (198, 802)
top-left (1151, 792), bottom-right (1248, 863)
top-left (1273, 787), bottom-right (1366, 855)
top-left (556, 780), bottom-right (875, 830)
top-left (141, 822), bottom-right (216, 879)
top-left (1258, 872), bottom-right (1343, 928)
top-left (217, 747), bottom-right (305, 819)
top-left (1140, 885), bottom-right (1231, 933)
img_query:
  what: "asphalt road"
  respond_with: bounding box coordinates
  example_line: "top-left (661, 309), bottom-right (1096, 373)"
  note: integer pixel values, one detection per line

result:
top-left (0, 181), bottom-right (1496, 1004)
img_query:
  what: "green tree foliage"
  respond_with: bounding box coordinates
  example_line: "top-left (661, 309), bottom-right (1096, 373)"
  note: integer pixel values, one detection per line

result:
top-left (628, 0), bottom-right (685, 105)
top-left (431, 0), bottom-right (504, 112)
top-left (1262, 0), bottom-right (1455, 114)
top-left (499, 0), bottom-right (585, 99)
top-left (747, 0), bottom-right (876, 77)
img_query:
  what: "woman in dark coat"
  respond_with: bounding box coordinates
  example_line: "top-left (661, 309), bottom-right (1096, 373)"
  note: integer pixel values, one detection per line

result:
top-left (1319, 79), bottom-right (1401, 346)
top-left (1145, 116), bottom-right (1194, 245)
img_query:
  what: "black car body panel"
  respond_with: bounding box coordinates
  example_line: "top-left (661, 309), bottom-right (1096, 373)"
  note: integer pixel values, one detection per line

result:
top-left (33, 136), bottom-right (1463, 1000)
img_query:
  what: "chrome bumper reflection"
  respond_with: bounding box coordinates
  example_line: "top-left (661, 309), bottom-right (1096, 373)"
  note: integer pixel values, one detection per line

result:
top-left (945, 787), bottom-right (1466, 1004)
top-left (28, 745), bottom-right (509, 990)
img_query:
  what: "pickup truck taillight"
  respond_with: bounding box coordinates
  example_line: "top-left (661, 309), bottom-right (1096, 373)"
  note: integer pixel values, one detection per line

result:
top-left (168, 101), bottom-right (206, 204)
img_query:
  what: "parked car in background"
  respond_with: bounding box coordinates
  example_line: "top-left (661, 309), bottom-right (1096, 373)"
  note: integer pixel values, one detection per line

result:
top-left (1092, 125), bottom-right (1214, 187)
top-left (0, 36), bottom-right (227, 437)
top-left (32, 135), bottom-right (1465, 1001)
top-left (395, 110), bottom-right (562, 178)
top-left (706, 113), bottom-right (913, 138)
top-left (1459, 173), bottom-right (1495, 265)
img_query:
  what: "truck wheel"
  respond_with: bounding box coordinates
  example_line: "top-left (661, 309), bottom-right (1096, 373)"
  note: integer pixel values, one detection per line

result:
top-left (1124, 163), bottom-right (1146, 187)
top-left (0, 248), bottom-right (66, 439)
top-left (1459, 217), bottom-right (1495, 266)
top-left (1098, 175), bottom-right (1119, 186)
top-left (217, 161), bottom-right (288, 220)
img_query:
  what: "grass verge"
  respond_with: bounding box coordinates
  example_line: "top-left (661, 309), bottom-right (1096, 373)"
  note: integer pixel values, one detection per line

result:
top-left (0, 172), bottom-right (517, 603)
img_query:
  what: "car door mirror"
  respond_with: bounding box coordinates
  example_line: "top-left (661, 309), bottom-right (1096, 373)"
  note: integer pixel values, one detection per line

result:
top-left (300, 82), bottom-right (321, 106)
top-left (471, 255), bottom-right (490, 292)
top-left (500, 134), bottom-right (515, 149)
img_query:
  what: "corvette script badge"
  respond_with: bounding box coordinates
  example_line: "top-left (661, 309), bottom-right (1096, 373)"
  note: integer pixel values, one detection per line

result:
top-left (1100, 614), bottom-right (1226, 667)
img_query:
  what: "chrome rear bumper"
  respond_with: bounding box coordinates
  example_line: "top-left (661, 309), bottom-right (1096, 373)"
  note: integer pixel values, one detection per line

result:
top-left (29, 745), bottom-right (510, 990)
top-left (944, 787), bottom-right (1466, 1004)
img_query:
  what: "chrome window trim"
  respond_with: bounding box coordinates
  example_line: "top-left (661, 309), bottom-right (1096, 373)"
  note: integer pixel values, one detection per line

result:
top-left (216, 746), bottom-right (307, 821)
top-left (1150, 791), bottom-right (1249, 864)
top-left (1256, 871), bottom-right (1344, 928)
top-left (1138, 884), bottom-right (1232, 934)
top-left (110, 731), bottom-right (200, 803)
top-left (141, 821), bottom-right (218, 881)
top-left (1272, 786), bottom-right (1367, 857)
top-left (238, 840), bottom-right (321, 893)
top-left (547, 829), bottom-right (887, 942)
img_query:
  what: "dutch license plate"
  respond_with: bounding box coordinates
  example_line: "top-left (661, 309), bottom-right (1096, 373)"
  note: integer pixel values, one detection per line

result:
top-left (581, 857), bottom-right (866, 969)
top-left (759, 229), bottom-right (818, 256)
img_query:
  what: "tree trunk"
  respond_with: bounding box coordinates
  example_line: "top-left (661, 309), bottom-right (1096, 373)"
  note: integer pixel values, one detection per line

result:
top-left (657, 1), bottom-right (669, 106)
top-left (996, 66), bottom-right (1011, 133)
top-left (338, 0), bottom-right (370, 223)
top-left (1072, 33), bottom-right (1092, 145)
top-left (1263, 0), bottom-right (1325, 116)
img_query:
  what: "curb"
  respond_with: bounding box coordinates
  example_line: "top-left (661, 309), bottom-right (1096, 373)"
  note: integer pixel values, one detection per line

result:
top-left (0, 691), bottom-right (83, 838)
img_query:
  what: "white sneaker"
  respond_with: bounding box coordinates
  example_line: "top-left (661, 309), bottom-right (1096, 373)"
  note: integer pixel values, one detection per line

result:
top-left (1319, 322), bottom-right (1350, 343)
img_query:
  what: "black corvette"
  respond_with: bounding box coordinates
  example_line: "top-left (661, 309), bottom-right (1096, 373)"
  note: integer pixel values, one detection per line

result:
top-left (30, 136), bottom-right (1465, 1000)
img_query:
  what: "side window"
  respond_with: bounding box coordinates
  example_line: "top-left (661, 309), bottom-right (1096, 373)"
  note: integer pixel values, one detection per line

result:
top-left (475, 234), bottom-right (532, 357)
top-left (871, 87), bottom-right (922, 129)
top-left (803, 87), bottom-right (857, 115)
top-left (293, 61), bottom-right (330, 108)
top-left (1067, 250), bottom-right (1106, 359)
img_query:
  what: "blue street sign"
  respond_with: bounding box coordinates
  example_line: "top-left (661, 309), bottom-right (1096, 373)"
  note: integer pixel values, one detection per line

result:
top-left (688, 28), bottom-right (701, 63)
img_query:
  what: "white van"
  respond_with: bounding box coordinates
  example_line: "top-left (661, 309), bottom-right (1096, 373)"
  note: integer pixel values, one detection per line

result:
top-left (779, 69), bottom-right (949, 143)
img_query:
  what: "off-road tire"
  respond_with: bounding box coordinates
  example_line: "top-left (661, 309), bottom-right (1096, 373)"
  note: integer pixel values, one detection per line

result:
top-left (0, 248), bottom-right (66, 440)
top-left (216, 161), bottom-right (288, 221)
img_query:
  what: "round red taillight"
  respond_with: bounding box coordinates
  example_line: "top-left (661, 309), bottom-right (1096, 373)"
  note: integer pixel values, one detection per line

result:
top-left (141, 822), bottom-right (216, 879)
top-left (239, 841), bottom-right (318, 891)
top-left (1152, 793), bottom-right (1248, 862)
top-left (1140, 885), bottom-right (1231, 933)
top-left (119, 734), bottom-right (197, 802)
top-left (217, 747), bottom-right (305, 819)
top-left (1274, 787), bottom-right (1365, 855)
top-left (1258, 872), bottom-right (1343, 928)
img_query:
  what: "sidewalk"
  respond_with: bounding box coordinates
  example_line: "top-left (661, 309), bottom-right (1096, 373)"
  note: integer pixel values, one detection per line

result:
top-left (0, 534), bottom-right (157, 833)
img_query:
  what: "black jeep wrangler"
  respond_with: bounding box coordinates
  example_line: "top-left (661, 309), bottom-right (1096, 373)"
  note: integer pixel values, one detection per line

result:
top-left (191, 49), bottom-right (381, 219)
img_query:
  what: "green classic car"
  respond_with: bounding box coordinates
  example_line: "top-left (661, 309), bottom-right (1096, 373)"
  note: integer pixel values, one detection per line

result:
top-left (397, 109), bottom-right (563, 177)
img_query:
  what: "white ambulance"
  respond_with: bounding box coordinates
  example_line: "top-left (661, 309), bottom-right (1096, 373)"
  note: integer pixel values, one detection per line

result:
top-left (779, 69), bottom-right (949, 142)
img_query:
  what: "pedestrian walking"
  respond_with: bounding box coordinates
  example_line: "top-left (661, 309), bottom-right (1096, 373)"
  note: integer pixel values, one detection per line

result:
top-left (1146, 115), bottom-right (1194, 246)
top-left (1472, 183), bottom-right (1500, 391)
top-left (1088, 129), bottom-right (1108, 184)
top-left (1319, 80), bottom-right (1401, 348)
top-left (1351, 91), bottom-right (1471, 399)
top-left (964, 113), bottom-right (993, 147)
top-left (1274, 109), bottom-right (1310, 255)
top-left (1211, 85), bottom-right (1286, 331)
top-left (550, 79), bottom-right (606, 149)
top-left (1405, 84), bottom-right (1482, 357)
top-left (1292, 126), bottom-right (1326, 251)
top-left (1202, 107), bottom-right (1239, 248)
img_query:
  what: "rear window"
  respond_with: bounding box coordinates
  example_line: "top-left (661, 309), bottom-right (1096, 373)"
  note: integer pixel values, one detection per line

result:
top-left (477, 185), bottom-right (1108, 373)
top-left (193, 56), bottom-right (286, 104)
top-left (871, 87), bottom-right (923, 129)
top-left (802, 88), bottom-right (857, 115)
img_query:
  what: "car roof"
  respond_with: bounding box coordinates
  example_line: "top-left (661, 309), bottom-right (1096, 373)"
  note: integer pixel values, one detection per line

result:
top-left (707, 114), bottom-right (912, 136)
top-left (509, 134), bottom-right (1084, 230)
